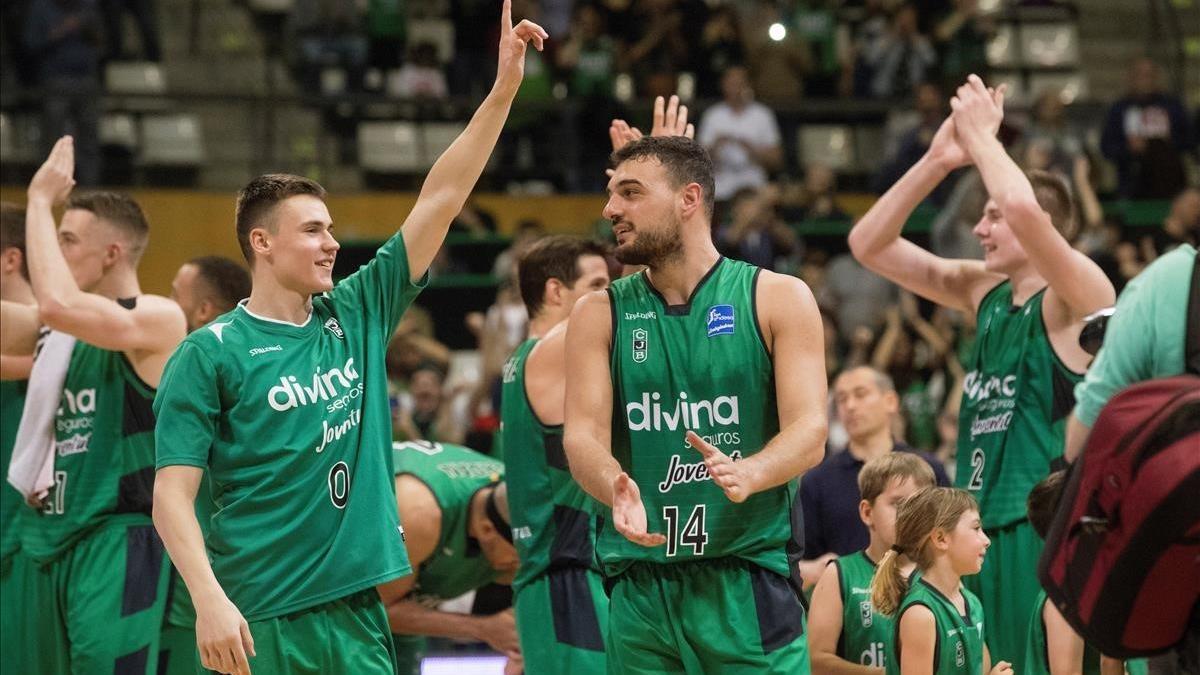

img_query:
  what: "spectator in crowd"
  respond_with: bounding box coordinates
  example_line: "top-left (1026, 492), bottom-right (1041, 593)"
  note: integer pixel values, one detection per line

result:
top-left (393, 361), bottom-right (467, 444)
top-left (288, 0), bottom-right (368, 92)
top-left (742, 0), bottom-right (813, 103)
top-left (798, 366), bottom-right (950, 586)
top-left (793, 0), bottom-right (842, 97)
top-left (873, 82), bottom-right (951, 199)
top-left (780, 163), bottom-right (849, 222)
top-left (861, 3), bottom-right (936, 100)
top-left (717, 186), bottom-right (799, 270)
top-left (1022, 89), bottom-right (1087, 177)
top-left (1101, 56), bottom-right (1196, 199)
top-left (1139, 186), bottom-right (1200, 258)
top-left (820, 250), bottom-right (899, 342)
top-left (843, 0), bottom-right (892, 97)
top-left (23, 0), bottom-right (103, 185)
top-left (694, 6), bottom-right (745, 99)
top-left (557, 3), bottom-right (619, 98)
top-left (933, 0), bottom-right (993, 89)
top-left (385, 306), bottom-right (452, 388)
top-left (392, 41), bottom-right (448, 99)
top-left (101, 0), bottom-right (161, 61)
top-left (364, 0), bottom-right (406, 74)
top-left (697, 64), bottom-right (784, 205)
top-left (492, 218), bottom-right (547, 283)
top-left (619, 0), bottom-right (688, 98)
top-left (449, 0), bottom-right (499, 97)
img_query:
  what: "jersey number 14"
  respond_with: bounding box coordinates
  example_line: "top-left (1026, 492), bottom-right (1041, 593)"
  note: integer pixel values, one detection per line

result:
top-left (663, 504), bottom-right (708, 557)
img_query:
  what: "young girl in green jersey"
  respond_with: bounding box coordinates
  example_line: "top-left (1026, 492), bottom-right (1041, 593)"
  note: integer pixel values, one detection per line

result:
top-left (809, 453), bottom-right (938, 674)
top-left (872, 487), bottom-right (1012, 675)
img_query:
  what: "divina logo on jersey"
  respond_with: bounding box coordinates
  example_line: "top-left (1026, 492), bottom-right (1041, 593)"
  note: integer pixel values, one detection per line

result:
top-left (962, 371), bottom-right (1016, 402)
top-left (626, 392), bottom-right (739, 431)
top-left (267, 357), bottom-right (362, 413)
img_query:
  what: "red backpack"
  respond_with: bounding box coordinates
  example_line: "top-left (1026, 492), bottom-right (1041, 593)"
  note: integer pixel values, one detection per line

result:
top-left (1038, 253), bottom-right (1200, 658)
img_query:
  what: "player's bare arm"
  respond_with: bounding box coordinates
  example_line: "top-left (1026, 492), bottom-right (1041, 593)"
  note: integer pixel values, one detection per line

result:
top-left (399, 0), bottom-right (547, 281)
top-left (154, 465), bottom-right (255, 675)
top-left (0, 299), bottom-right (39, 355)
top-left (0, 354), bottom-right (33, 380)
top-left (691, 272), bottom-right (828, 502)
top-left (524, 320), bottom-right (569, 425)
top-left (848, 104), bottom-right (1006, 315)
top-left (1043, 600), bottom-right (1087, 675)
top-left (376, 477), bottom-right (518, 653)
top-left (898, 605), bottom-right (937, 675)
top-left (25, 137), bottom-right (185, 384)
top-left (808, 564), bottom-right (883, 675)
top-left (563, 291), bottom-right (620, 506)
top-left (952, 76), bottom-right (1115, 352)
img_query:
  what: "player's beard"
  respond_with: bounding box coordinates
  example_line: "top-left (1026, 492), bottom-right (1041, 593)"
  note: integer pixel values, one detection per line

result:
top-left (614, 215), bottom-right (684, 267)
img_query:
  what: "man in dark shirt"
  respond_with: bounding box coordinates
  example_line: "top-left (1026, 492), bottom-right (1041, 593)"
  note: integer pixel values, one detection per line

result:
top-left (797, 366), bottom-right (949, 587)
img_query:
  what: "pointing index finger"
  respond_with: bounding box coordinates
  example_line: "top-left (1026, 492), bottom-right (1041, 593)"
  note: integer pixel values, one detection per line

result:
top-left (685, 430), bottom-right (719, 458)
top-left (502, 0), bottom-right (512, 32)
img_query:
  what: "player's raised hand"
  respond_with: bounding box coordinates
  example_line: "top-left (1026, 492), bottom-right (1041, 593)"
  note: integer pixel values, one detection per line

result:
top-left (28, 136), bottom-right (76, 206)
top-left (195, 594), bottom-right (255, 675)
top-left (926, 115), bottom-right (971, 172)
top-left (608, 118), bottom-right (644, 153)
top-left (650, 94), bottom-right (694, 139)
top-left (686, 430), bottom-right (757, 503)
top-left (950, 75), bottom-right (1005, 141)
top-left (989, 661), bottom-right (1013, 675)
top-left (494, 0), bottom-right (549, 97)
top-left (612, 472), bottom-right (667, 547)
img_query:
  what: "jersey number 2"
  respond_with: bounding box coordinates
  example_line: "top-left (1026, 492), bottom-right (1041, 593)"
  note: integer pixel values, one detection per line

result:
top-left (968, 448), bottom-right (985, 491)
top-left (663, 505), bottom-right (708, 557)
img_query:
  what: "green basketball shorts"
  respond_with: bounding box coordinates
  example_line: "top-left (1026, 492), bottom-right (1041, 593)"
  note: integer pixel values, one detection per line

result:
top-left (515, 566), bottom-right (609, 675)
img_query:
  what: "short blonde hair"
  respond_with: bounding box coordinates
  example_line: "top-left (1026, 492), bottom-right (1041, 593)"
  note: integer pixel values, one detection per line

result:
top-left (858, 453), bottom-right (937, 505)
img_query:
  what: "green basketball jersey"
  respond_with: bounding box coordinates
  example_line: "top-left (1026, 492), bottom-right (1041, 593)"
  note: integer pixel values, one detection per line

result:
top-left (1, 379), bottom-right (28, 562)
top-left (20, 337), bottom-right (157, 563)
top-left (1023, 590), bottom-right (1101, 675)
top-left (392, 440), bottom-right (504, 602)
top-left (155, 232), bottom-right (426, 622)
top-left (605, 258), bottom-right (790, 576)
top-left (957, 282), bottom-right (1082, 528)
top-left (887, 579), bottom-right (985, 675)
top-left (500, 338), bottom-right (602, 592)
top-left (834, 551), bottom-right (893, 668)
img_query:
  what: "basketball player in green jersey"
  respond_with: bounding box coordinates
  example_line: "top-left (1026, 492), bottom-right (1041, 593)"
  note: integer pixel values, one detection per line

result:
top-left (158, 257), bottom-right (250, 675)
top-left (500, 235), bottom-right (611, 674)
top-left (564, 135), bottom-right (829, 673)
top-left (378, 440), bottom-right (519, 675)
top-left (808, 453), bottom-right (936, 675)
top-left (848, 76), bottom-right (1116, 667)
top-left (0, 202), bottom-right (35, 670)
top-left (151, 6), bottom-right (548, 674)
top-left (0, 139), bottom-right (188, 675)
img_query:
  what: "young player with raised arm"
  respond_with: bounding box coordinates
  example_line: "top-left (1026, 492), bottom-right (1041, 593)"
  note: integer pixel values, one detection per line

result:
top-left (150, 4), bottom-right (547, 673)
top-left (0, 139), bottom-right (187, 675)
top-left (848, 75), bottom-right (1115, 666)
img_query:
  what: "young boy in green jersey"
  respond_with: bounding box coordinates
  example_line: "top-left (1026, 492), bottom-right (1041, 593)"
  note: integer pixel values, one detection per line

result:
top-left (849, 75), bottom-right (1116, 667)
top-left (0, 140), bottom-right (189, 675)
top-left (151, 6), bottom-right (548, 674)
top-left (564, 132), bottom-right (829, 671)
top-left (377, 440), bottom-right (519, 675)
top-left (1022, 472), bottom-right (1144, 675)
top-left (872, 487), bottom-right (1011, 675)
top-left (809, 453), bottom-right (937, 674)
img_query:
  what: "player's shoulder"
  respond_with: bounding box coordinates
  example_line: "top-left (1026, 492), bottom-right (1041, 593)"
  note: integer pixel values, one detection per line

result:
top-left (184, 306), bottom-right (254, 352)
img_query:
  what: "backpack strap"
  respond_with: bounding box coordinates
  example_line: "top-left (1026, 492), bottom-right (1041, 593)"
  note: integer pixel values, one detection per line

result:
top-left (1187, 250), bottom-right (1200, 375)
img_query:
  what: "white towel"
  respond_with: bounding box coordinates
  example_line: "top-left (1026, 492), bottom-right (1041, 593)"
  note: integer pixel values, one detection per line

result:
top-left (7, 329), bottom-right (76, 502)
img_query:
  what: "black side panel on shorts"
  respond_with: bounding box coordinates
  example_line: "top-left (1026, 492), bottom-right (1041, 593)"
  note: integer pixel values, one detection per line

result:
top-left (544, 432), bottom-right (568, 471)
top-left (749, 565), bottom-right (805, 653)
top-left (549, 567), bottom-right (606, 651)
top-left (115, 646), bottom-right (149, 675)
top-left (116, 467), bottom-right (155, 515)
top-left (121, 379), bottom-right (157, 437)
top-left (122, 525), bottom-right (164, 616)
top-left (549, 505), bottom-right (593, 567)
